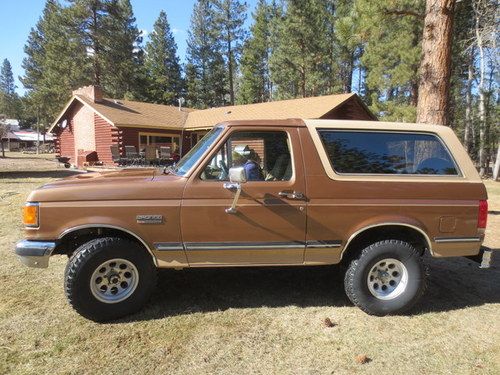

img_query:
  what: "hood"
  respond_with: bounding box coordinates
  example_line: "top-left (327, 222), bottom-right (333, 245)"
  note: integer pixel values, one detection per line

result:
top-left (27, 168), bottom-right (187, 202)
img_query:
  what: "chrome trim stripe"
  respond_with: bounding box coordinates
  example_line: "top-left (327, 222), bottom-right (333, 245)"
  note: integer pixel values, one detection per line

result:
top-left (434, 237), bottom-right (482, 243)
top-left (154, 242), bottom-right (184, 251)
top-left (185, 241), bottom-right (305, 251)
top-left (306, 240), bottom-right (342, 248)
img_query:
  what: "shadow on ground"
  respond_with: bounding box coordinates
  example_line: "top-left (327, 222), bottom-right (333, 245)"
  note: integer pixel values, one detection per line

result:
top-left (123, 254), bottom-right (500, 322)
top-left (0, 170), bottom-right (83, 179)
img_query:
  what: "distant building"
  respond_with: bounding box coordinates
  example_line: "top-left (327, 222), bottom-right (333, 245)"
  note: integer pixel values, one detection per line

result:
top-left (1, 129), bottom-right (54, 151)
top-left (49, 85), bottom-right (376, 168)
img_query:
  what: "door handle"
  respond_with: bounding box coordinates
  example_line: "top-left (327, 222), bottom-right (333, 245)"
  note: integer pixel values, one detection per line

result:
top-left (278, 190), bottom-right (304, 200)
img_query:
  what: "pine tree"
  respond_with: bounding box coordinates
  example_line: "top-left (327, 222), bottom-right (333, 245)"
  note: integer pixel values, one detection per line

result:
top-left (269, 0), bottom-right (331, 99)
top-left (144, 10), bottom-right (183, 105)
top-left (355, 0), bottom-right (425, 121)
top-left (332, 0), bottom-right (363, 93)
top-left (102, 0), bottom-right (144, 99)
top-left (213, 0), bottom-right (247, 105)
top-left (238, 0), bottom-right (273, 104)
top-left (21, 0), bottom-right (90, 125)
top-left (0, 59), bottom-right (16, 96)
top-left (68, 0), bottom-right (112, 86)
top-left (186, 0), bottom-right (226, 108)
top-left (0, 59), bottom-right (20, 118)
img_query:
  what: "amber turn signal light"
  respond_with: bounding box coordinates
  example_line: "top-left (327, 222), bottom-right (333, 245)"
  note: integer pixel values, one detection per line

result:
top-left (23, 203), bottom-right (39, 227)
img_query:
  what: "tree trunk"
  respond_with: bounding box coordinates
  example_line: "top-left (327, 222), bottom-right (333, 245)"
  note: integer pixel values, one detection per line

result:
top-left (475, 4), bottom-right (487, 176)
top-left (92, 6), bottom-right (101, 86)
top-left (227, 29), bottom-right (234, 105)
top-left (416, 0), bottom-right (455, 125)
top-left (493, 143), bottom-right (500, 181)
top-left (464, 48), bottom-right (474, 152)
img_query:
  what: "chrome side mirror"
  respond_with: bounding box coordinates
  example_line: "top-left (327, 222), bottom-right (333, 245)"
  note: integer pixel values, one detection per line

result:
top-left (223, 167), bottom-right (247, 214)
top-left (228, 166), bottom-right (247, 183)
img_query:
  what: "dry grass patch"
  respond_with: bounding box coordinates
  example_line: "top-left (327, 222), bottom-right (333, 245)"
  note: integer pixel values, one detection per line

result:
top-left (0, 158), bottom-right (499, 374)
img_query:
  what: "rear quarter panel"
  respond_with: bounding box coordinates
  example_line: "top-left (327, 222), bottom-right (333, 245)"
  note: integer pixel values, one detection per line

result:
top-left (300, 122), bottom-right (487, 264)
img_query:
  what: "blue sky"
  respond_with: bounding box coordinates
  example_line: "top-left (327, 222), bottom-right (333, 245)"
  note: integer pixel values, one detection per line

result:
top-left (0, 0), bottom-right (258, 95)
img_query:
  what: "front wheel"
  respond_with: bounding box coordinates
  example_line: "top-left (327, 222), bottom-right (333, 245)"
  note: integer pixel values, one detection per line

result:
top-left (64, 237), bottom-right (157, 322)
top-left (344, 240), bottom-right (427, 316)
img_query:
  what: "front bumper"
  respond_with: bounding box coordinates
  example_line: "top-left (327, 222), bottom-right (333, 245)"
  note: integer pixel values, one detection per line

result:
top-left (15, 240), bottom-right (56, 268)
top-left (466, 246), bottom-right (496, 269)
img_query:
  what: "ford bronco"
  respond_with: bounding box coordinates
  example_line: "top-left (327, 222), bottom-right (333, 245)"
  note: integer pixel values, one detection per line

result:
top-left (16, 119), bottom-right (492, 321)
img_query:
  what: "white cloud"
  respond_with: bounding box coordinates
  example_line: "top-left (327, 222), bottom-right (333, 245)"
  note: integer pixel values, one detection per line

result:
top-left (172, 28), bottom-right (184, 35)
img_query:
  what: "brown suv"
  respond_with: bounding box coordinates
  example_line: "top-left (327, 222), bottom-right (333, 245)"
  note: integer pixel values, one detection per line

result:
top-left (16, 119), bottom-right (492, 321)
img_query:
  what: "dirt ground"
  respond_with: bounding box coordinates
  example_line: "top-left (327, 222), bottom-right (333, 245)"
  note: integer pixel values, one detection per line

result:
top-left (0, 152), bottom-right (499, 374)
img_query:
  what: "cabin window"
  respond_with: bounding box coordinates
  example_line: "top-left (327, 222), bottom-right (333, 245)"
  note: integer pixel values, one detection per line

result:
top-left (138, 133), bottom-right (180, 153)
top-left (318, 130), bottom-right (459, 176)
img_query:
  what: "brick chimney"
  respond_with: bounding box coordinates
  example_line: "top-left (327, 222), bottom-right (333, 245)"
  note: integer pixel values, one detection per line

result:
top-left (72, 85), bottom-right (103, 103)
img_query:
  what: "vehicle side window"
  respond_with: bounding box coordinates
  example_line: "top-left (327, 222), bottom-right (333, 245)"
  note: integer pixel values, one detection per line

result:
top-left (200, 131), bottom-right (293, 181)
top-left (318, 130), bottom-right (459, 175)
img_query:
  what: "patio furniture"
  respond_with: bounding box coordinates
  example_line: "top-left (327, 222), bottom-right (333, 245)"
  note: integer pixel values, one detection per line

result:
top-left (110, 145), bottom-right (127, 166)
top-left (124, 145), bottom-right (142, 166)
top-left (159, 146), bottom-right (173, 165)
top-left (56, 156), bottom-right (71, 168)
top-left (144, 145), bottom-right (159, 166)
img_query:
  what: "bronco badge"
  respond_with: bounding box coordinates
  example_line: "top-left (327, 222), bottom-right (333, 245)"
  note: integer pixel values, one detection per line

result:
top-left (136, 215), bottom-right (163, 224)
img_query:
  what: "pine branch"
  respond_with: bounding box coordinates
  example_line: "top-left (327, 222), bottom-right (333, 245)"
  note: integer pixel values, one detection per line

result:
top-left (384, 9), bottom-right (424, 19)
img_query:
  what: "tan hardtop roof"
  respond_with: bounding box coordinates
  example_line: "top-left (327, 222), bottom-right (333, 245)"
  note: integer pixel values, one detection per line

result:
top-left (217, 118), bottom-right (451, 132)
top-left (303, 119), bottom-right (481, 183)
top-left (304, 119), bottom-right (452, 132)
top-left (217, 118), bottom-right (307, 128)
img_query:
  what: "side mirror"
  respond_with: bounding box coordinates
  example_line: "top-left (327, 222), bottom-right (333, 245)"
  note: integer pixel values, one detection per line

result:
top-left (228, 167), bottom-right (247, 183)
top-left (223, 167), bottom-right (247, 214)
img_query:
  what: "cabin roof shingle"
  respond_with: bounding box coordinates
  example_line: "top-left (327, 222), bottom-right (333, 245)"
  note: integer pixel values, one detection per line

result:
top-left (184, 93), bottom-right (357, 130)
top-left (49, 92), bottom-right (374, 133)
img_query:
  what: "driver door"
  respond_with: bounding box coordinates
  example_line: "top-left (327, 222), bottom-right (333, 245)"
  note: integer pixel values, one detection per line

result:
top-left (180, 127), bottom-right (307, 266)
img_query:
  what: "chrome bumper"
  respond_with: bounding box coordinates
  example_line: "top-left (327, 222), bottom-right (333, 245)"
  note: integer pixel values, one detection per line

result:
top-left (15, 240), bottom-right (56, 268)
top-left (466, 246), bottom-right (495, 269)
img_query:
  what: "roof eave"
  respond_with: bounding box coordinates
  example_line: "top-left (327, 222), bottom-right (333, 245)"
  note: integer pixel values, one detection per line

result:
top-left (48, 95), bottom-right (116, 133)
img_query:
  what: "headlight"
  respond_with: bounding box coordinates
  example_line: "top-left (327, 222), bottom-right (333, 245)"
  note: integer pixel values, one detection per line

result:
top-left (23, 202), bottom-right (39, 227)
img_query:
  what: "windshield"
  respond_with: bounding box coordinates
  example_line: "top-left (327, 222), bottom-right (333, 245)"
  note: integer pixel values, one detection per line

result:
top-left (173, 127), bottom-right (224, 176)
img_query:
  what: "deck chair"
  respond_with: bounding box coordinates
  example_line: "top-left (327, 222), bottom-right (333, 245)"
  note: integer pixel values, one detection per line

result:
top-left (145, 145), bottom-right (158, 166)
top-left (124, 145), bottom-right (142, 166)
top-left (159, 146), bottom-right (172, 165)
top-left (110, 145), bottom-right (126, 166)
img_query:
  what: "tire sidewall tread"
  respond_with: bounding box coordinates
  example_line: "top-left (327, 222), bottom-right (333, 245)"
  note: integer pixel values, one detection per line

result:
top-left (344, 239), bottom-right (428, 316)
top-left (64, 237), bottom-right (157, 322)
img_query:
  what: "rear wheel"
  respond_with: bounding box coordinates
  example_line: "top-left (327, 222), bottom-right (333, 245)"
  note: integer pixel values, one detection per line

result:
top-left (64, 237), bottom-right (157, 322)
top-left (344, 240), bottom-right (427, 316)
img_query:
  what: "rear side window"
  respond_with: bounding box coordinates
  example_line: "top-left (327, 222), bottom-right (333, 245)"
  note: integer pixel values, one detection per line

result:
top-left (318, 130), bottom-right (459, 175)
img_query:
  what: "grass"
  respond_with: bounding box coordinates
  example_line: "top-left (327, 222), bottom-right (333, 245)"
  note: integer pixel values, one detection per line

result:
top-left (0, 152), bottom-right (499, 374)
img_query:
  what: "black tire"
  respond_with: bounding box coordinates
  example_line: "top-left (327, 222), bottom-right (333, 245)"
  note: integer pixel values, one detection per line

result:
top-left (344, 240), bottom-right (427, 316)
top-left (64, 237), bottom-right (157, 322)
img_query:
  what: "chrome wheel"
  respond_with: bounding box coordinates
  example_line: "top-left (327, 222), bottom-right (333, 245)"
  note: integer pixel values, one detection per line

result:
top-left (89, 258), bottom-right (139, 304)
top-left (367, 258), bottom-right (408, 300)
